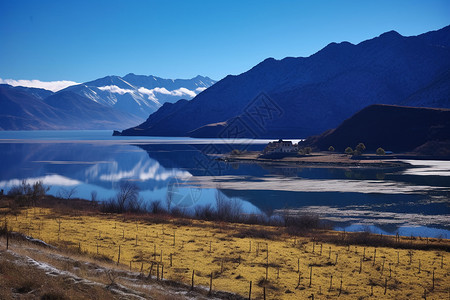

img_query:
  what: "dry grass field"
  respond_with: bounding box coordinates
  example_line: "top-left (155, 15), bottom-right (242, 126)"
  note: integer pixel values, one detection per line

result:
top-left (2, 207), bottom-right (449, 300)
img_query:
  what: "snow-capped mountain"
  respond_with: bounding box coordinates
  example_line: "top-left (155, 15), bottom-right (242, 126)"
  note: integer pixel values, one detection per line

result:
top-left (0, 74), bottom-right (216, 130)
top-left (62, 74), bottom-right (216, 119)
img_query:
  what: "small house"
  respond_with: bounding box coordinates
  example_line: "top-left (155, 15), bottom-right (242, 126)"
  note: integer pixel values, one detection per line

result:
top-left (262, 139), bottom-right (298, 155)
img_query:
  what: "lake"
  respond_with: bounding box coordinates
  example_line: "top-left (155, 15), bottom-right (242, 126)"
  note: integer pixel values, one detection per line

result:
top-left (0, 130), bottom-right (448, 238)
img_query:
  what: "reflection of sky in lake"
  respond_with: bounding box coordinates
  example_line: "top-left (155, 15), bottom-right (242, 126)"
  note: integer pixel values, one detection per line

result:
top-left (400, 160), bottom-right (450, 177)
top-left (0, 130), bottom-right (449, 238)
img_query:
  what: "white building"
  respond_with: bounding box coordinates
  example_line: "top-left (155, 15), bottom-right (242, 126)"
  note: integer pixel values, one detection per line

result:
top-left (262, 139), bottom-right (298, 155)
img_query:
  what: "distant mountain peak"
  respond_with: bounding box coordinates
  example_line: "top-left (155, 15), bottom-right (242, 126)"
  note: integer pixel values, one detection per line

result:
top-left (379, 30), bottom-right (402, 39)
top-left (318, 40), bottom-right (355, 55)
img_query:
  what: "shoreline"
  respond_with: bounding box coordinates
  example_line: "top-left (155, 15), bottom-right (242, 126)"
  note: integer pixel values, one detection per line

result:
top-left (219, 151), bottom-right (413, 169)
top-left (2, 195), bottom-right (449, 246)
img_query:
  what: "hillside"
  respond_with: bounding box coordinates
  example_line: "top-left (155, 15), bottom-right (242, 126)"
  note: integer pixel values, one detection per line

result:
top-left (303, 104), bottom-right (450, 154)
top-left (0, 85), bottom-right (138, 130)
top-left (117, 25), bottom-right (450, 138)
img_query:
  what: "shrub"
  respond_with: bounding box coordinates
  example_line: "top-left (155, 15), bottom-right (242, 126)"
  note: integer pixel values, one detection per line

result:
top-left (376, 147), bottom-right (386, 155)
top-left (345, 147), bottom-right (353, 154)
top-left (282, 212), bottom-right (324, 235)
top-left (298, 147), bottom-right (312, 155)
top-left (355, 142), bottom-right (366, 153)
top-left (150, 200), bottom-right (166, 214)
top-left (194, 204), bottom-right (215, 220)
top-left (7, 180), bottom-right (49, 207)
top-left (231, 149), bottom-right (241, 155)
top-left (328, 146), bottom-right (335, 152)
top-left (100, 182), bottom-right (142, 213)
top-left (215, 191), bottom-right (243, 222)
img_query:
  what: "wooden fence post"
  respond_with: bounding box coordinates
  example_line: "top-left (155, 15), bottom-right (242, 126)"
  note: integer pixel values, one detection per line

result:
top-left (6, 223), bottom-right (9, 250)
top-left (209, 271), bottom-right (213, 295)
top-left (432, 269), bottom-right (435, 290)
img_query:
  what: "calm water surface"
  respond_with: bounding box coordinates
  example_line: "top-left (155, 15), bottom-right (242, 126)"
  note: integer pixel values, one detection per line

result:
top-left (0, 130), bottom-right (448, 238)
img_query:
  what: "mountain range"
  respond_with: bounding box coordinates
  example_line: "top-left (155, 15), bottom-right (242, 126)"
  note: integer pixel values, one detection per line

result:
top-left (0, 75), bottom-right (216, 130)
top-left (117, 25), bottom-right (450, 138)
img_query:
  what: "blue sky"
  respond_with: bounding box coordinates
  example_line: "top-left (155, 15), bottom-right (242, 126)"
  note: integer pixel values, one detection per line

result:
top-left (0, 0), bottom-right (449, 83)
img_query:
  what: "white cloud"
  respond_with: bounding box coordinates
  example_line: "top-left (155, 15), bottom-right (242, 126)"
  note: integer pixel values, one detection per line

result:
top-left (98, 85), bottom-right (134, 95)
top-left (0, 175), bottom-right (80, 188)
top-left (175, 87), bottom-right (197, 98)
top-left (137, 87), bottom-right (158, 101)
top-left (195, 87), bottom-right (207, 93)
top-left (98, 159), bottom-right (191, 182)
top-left (137, 86), bottom-right (197, 100)
top-left (0, 78), bottom-right (79, 92)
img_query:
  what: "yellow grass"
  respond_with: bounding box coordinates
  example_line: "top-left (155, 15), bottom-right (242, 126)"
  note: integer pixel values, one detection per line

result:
top-left (5, 208), bottom-right (450, 299)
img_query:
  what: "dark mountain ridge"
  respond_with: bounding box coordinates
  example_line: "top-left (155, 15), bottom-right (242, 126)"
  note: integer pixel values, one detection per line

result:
top-left (117, 25), bottom-right (450, 138)
top-left (303, 104), bottom-right (450, 154)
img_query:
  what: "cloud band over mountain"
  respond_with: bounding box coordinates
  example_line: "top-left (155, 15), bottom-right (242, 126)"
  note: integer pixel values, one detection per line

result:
top-left (0, 78), bottom-right (79, 92)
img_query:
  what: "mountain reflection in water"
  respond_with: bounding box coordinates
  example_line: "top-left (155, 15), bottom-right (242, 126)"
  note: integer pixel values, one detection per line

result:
top-left (0, 131), bottom-right (448, 238)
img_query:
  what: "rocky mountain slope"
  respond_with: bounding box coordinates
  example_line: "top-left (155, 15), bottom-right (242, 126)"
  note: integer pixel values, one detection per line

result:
top-left (118, 25), bottom-right (450, 138)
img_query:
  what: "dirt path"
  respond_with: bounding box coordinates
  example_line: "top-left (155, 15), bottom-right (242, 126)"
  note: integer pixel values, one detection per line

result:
top-left (0, 235), bottom-right (244, 300)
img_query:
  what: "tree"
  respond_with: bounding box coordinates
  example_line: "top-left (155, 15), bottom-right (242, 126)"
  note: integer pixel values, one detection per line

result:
top-left (298, 147), bottom-right (312, 155)
top-left (328, 146), bottom-right (335, 152)
top-left (57, 186), bottom-right (77, 200)
top-left (231, 149), bottom-right (241, 155)
top-left (345, 147), bottom-right (353, 154)
top-left (116, 181), bottom-right (140, 213)
top-left (376, 147), bottom-right (386, 155)
top-left (30, 181), bottom-right (49, 206)
top-left (8, 180), bottom-right (49, 207)
top-left (90, 191), bottom-right (98, 203)
top-left (356, 143), bottom-right (366, 153)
